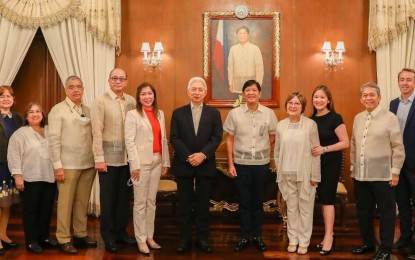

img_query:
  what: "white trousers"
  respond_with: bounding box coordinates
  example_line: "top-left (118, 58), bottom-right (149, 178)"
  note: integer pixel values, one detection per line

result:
top-left (285, 180), bottom-right (316, 247)
top-left (133, 154), bottom-right (162, 243)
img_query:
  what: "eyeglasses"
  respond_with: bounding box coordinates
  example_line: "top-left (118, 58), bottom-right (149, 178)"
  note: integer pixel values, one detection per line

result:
top-left (110, 77), bottom-right (127, 82)
top-left (287, 101), bottom-right (301, 106)
top-left (189, 87), bottom-right (205, 93)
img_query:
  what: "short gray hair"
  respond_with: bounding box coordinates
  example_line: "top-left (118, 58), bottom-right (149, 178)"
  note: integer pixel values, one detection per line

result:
top-left (65, 75), bottom-right (83, 88)
top-left (187, 77), bottom-right (207, 91)
top-left (360, 82), bottom-right (381, 97)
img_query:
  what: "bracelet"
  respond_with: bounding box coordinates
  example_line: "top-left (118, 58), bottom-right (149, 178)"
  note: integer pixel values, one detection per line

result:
top-left (324, 146), bottom-right (329, 154)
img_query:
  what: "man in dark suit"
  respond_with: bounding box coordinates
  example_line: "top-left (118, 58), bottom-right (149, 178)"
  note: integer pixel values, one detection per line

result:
top-left (390, 68), bottom-right (415, 257)
top-left (170, 77), bottom-right (223, 253)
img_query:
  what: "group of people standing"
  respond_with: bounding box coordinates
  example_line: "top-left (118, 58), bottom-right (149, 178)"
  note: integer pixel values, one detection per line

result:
top-left (0, 67), bottom-right (414, 260)
top-left (0, 68), bottom-right (139, 255)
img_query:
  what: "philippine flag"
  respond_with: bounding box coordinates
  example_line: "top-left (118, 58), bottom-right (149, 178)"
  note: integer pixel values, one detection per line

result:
top-left (214, 20), bottom-right (225, 80)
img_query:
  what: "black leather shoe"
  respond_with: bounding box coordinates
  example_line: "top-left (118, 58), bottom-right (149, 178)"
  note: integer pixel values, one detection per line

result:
top-left (177, 241), bottom-right (191, 253)
top-left (234, 238), bottom-right (250, 252)
top-left (407, 253), bottom-right (415, 259)
top-left (195, 240), bottom-right (212, 253)
top-left (39, 237), bottom-right (58, 248)
top-left (392, 237), bottom-right (412, 249)
top-left (73, 236), bottom-right (97, 248)
top-left (253, 237), bottom-right (267, 251)
top-left (1, 240), bottom-right (18, 249)
top-left (59, 242), bottom-right (77, 254)
top-left (26, 243), bottom-right (42, 253)
top-left (352, 245), bottom-right (375, 254)
top-left (117, 237), bottom-right (136, 245)
top-left (105, 243), bottom-right (118, 253)
top-left (372, 250), bottom-right (390, 260)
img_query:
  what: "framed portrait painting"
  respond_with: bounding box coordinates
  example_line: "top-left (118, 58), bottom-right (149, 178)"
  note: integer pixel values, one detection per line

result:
top-left (203, 10), bottom-right (280, 108)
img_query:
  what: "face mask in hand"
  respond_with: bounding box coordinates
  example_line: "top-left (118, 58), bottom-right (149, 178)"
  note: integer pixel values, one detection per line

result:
top-left (76, 116), bottom-right (91, 126)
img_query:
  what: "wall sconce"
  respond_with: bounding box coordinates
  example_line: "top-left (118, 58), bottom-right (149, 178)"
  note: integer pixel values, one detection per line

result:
top-left (141, 42), bottom-right (164, 70)
top-left (321, 41), bottom-right (345, 71)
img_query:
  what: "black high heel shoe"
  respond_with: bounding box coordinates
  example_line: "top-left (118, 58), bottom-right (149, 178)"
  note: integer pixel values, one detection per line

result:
top-left (1, 240), bottom-right (18, 249)
top-left (320, 236), bottom-right (335, 256)
top-left (316, 243), bottom-right (323, 249)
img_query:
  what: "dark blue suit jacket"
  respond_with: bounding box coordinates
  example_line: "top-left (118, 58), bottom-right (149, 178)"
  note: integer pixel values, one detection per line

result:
top-left (170, 103), bottom-right (222, 178)
top-left (390, 98), bottom-right (415, 172)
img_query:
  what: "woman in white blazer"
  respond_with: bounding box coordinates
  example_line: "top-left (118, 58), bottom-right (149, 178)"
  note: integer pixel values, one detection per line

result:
top-left (125, 82), bottom-right (170, 255)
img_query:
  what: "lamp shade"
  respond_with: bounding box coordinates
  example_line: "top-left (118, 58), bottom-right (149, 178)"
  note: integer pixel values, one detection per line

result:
top-left (141, 42), bottom-right (151, 52)
top-left (154, 42), bottom-right (164, 52)
top-left (335, 41), bottom-right (345, 52)
top-left (321, 41), bottom-right (332, 52)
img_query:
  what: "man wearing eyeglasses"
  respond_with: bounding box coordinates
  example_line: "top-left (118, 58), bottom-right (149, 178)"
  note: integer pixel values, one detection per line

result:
top-left (91, 68), bottom-right (136, 252)
top-left (48, 76), bottom-right (96, 254)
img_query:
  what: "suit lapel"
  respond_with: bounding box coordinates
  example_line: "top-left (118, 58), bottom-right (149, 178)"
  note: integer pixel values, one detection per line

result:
top-left (405, 99), bottom-right (415, 129)
top-left (197, 105), bottom-right (208, 136)
top-left (141, 112), bottom-right (152, 130)
top-left (390, 99), bottom-right (399, 114)
top-left (184, 104), bottom-right (197, 136)
top-left (0, 117), bottom-right (6, 138)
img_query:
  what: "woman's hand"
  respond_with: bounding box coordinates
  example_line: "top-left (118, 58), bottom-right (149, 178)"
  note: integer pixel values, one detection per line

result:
top-left (130, 169), bottom-right (140, 181)
top-left (310, 180), bottom-right (318, 186)
top-left (312, 146), bottom-right (324, 157)
top-left (161, 167), bottom-right (168, 176)
top-left (14, 175), bottom-right (24, 191)
top-left (228, 165), bottom-right (237, 178)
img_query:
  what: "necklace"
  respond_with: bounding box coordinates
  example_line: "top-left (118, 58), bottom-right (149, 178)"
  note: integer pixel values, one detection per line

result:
top-left (65, 100), bottom-right (85, 117)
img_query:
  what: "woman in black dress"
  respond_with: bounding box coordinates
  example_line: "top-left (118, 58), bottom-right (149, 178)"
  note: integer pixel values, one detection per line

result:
top-left (0, 85), bottom-right (24, 254)
top-left (310, 85), bottom-right (349, 255)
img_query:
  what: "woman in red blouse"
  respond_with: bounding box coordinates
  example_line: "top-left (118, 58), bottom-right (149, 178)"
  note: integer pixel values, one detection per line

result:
top-left (125, 83), bottom-right (170, 255)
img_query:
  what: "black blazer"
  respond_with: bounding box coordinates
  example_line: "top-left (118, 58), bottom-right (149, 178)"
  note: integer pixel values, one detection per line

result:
top-left (390, 98), bottom-right (415, 172)
top-left (170, 104), bottom-right (223, 178)
top-left (0, 112), bottom-right (24, 163)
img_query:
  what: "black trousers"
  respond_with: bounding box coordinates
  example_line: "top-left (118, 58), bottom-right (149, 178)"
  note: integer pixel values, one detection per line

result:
top-left (176, 175), bottom-right (212, 242)
top-left (354, 180), bottom-right (396, 252)
top-left (234, 163), bottom-right (268, 239)
top-left (99, 165), bottom-right (131, 245)
top-left (20, 181), bottom-right (56, 245)
top-left (395, 167), bottom-right (415, 240)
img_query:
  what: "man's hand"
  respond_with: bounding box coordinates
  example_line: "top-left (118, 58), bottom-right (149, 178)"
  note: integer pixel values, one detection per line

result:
top-left (55, 168), bottom-right (65, 182)
top-left (95, 162), bottom-right (107, 172)
top-left (389, 173), bottom-right (399, 187)
top-left (188, 153), bottom-right (205, 167)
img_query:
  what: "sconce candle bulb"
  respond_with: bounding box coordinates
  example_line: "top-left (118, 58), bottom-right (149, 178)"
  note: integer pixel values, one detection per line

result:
top-left (141, 42), bottom-right (164, 70)
top-left (321, 41), bottom-right (345, 71)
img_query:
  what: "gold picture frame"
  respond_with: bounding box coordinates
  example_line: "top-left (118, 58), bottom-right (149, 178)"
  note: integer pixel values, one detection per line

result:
top-left (203, 11), bottom-right (280, 108)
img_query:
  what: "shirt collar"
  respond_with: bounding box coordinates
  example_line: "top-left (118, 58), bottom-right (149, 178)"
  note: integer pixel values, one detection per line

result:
top-left (108, 89), bottom-right (125, 100)
top-left (1, 111), bottom-right (12, 118)
top-left (365, 104), bottom-right (382, 117)
top-left (399, 91), bottom-right (415, 103)
top-left (238, 41), bottom-right (251, 47)
top-left (190, 102), bottom-right (203, 110)
top-left (241, 103), bottom-right (264, 113)
top-left (65, 97), bottom-right (82, 108)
